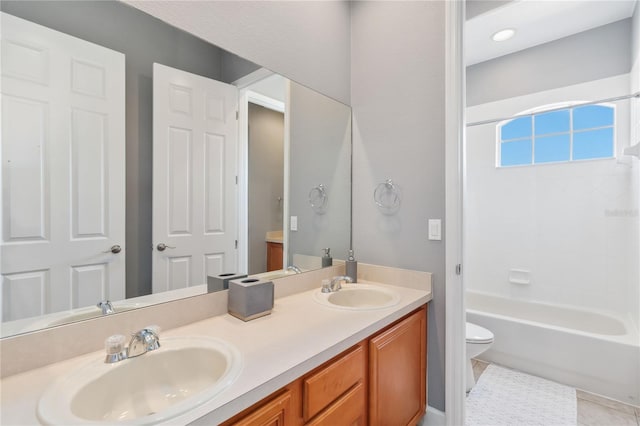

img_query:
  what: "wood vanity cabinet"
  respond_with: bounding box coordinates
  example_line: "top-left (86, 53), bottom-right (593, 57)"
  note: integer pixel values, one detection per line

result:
top-left (231, 390), bottom-right (294, 426)
top-left (369, 306), bottom-right (427, 426)
top-left (266, 242), bottom-right (283, 272)
top-left (222, 306), bottom-right (427, 426)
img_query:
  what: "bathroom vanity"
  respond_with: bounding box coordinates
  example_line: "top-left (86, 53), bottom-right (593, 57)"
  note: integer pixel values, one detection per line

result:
top-left (222, 306), bottom-right (427, 426)
top-left (0, 266), bottom-right (432, 425)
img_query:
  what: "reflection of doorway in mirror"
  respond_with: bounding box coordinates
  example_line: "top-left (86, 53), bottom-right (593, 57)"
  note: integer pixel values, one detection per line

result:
top-left (248, 102), bottom-right (285, 274)
top-left (241, 74), bottom-right (286, 275)
top-left (1, 13), bottom-right (126, 322)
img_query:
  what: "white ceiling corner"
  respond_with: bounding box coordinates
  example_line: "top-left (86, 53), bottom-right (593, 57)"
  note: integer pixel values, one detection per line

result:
top-left (466, 0), bottom-right (637, 66)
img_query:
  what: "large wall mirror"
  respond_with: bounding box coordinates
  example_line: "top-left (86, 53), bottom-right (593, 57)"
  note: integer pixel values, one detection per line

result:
top-left (0, 1), bottom-right (351, 337)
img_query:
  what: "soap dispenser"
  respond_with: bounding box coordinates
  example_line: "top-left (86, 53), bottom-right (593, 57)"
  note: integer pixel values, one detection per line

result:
top-left (345, 249), bottom-right (357, 283)
top-left (322, 248), bottom-right (332, 267)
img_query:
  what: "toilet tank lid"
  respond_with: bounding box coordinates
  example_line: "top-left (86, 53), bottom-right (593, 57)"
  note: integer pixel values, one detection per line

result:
top-left (466, 322), bottom-right (494, 343)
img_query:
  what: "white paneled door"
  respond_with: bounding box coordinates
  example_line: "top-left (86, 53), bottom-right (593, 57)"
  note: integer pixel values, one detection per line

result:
top-left (152, 63), bottom-right (238, 293)
top-left (0, 13), bottom-right (126, 321)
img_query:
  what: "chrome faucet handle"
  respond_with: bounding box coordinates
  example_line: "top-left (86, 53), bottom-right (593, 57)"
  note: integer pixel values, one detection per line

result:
top-left (330, 275), bottom-right (353, 292)
top-left (127, 325), bottom-right (161, 358)
top-left (321, 279), bottom-right (332, 293)
top-left (104, 334), bottom-right (127, 364)
top-left (287, 265), bottom-right (302, 274)
top-left (97, 300), bottom-right (115, 315)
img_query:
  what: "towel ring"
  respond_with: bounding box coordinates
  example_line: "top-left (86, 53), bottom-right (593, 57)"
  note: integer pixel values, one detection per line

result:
top-left (309, 184), bottom-right (328, 213)
top-left (374, 179), bottom-right (401, 213)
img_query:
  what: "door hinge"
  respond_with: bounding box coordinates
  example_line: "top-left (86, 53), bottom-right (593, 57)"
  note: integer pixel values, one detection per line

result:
top-left (236, 110), bottom-right (239, 120)
top-left (235, 240), bottom-right (238, 249)
top-left (235, 175), bottom-right (238, 184)
top-left (455, 264), bottom-right (462, 275)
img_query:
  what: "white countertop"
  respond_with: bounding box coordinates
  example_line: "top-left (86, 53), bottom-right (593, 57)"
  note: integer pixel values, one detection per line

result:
top-left (0, 281), bottom-right (431, 425)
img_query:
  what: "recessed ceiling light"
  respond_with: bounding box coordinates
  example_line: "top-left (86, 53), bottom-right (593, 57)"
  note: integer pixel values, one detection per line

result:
top-left (492, 28), bottom-right (516, 42)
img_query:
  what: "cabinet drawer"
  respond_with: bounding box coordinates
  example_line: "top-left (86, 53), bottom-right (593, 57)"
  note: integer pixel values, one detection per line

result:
top-left (303, 343), bottom-right (365, 421)
top-left (306, 382), bottom-right (365, 426)
top-left (231, 390), bottom-right (292, 426)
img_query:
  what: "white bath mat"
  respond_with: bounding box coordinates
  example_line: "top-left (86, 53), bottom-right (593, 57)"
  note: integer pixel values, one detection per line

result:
top-left (466, 364), bottom-right (576, 426)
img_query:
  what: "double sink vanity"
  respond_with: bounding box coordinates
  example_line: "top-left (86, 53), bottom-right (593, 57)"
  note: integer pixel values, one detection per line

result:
top-left (0, 264), bottom-right (432, 425)
top-left (0, 3), bottom-right (433, 425)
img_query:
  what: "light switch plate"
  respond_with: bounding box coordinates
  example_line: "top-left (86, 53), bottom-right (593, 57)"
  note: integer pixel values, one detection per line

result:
top-left (290, 216), bottom-right (298, 231)
top-left (428, 219), bottom-right (441, 241)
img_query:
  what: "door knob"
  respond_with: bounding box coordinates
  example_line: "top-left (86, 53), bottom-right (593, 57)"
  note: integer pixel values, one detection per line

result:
top-left (104, 245), bottom-right (122, 254)
top-left (156, 243), bottom-right (175, 251)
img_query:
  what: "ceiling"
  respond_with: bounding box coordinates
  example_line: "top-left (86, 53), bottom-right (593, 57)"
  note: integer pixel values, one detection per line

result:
top-left (248, 73), bottom-right (286, 103)
top-left (466, 0), bottom-right (637, 66)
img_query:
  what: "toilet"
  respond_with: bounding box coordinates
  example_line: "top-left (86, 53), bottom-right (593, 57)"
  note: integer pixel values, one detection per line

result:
top-left (466, 322), bottom-right (494, 392)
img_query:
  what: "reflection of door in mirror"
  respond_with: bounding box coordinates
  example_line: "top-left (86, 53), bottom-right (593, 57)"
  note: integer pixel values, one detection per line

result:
top-left (1, 13), bottom-right (126, 322)
top-left (152, 63), bottom-right (238, 294)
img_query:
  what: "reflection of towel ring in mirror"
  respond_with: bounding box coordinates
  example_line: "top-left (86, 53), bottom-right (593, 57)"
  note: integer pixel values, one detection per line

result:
top-left (309, 184), bottom-right (328, 213)
top-left (374, 179), bottom-right (401, 213)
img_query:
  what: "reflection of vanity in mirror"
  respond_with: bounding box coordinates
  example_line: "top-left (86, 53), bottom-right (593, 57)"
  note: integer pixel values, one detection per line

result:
top-left (0, 1), bottom-right (351, 337)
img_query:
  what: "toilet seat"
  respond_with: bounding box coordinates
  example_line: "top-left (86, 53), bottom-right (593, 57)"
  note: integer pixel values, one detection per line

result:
top-left (466, 322), bottom-right (494, 344)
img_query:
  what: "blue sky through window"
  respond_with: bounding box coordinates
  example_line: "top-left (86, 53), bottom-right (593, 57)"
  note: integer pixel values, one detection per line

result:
top-left (502, 139), bottom-right (532, 166)
top-left (573, 128), bottom-right (614, 160)
top-left (535, 110), bottom-right (569, 135)
top-left (498, 103), bottom-right (614, 167)
top-left (535, 134), bottom-right (570, 163)
top-left (501, 116), bottom-right (531, 140)
top-left (573, 105), bottom-right (614, 130)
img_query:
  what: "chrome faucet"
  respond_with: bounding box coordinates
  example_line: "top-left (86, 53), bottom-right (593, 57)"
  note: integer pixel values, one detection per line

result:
top-left (127, 327), bottom-right (161, 358)
top-left (104, 326), bottom-right (160, 363)
top-left (322, 275), bottom-right (353, 293)
top-left (97, 300), bottom-right (115, 315)
top-left (286, 265), bottom-right (302, 274)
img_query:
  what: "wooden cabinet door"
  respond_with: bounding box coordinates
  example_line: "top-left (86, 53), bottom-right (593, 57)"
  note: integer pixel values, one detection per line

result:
top-left (232, 390), bottom-right (292, 426)
top-left (369, 306), bottom-right (427, 426)
top-left (266, 242), bottom-right (283, 271)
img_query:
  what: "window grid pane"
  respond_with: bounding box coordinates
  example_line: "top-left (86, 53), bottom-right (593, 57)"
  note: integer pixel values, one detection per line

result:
top-left (501, 139), bottom-right (533, 166)
top-left (535, 134), bottom-right (571, 163)
top-left (573, 127), bottom-right (615, 160)
top-left (534, 109), bottom-right (570, 135)
top-left (497, 104), bottom-right (614, 168)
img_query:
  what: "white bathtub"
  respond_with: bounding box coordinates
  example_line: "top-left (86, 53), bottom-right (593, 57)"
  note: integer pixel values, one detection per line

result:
top-left (466, 291), bottom-right (640, 405)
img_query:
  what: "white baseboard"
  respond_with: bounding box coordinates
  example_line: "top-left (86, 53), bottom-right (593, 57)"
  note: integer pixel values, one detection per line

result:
top-left (420, 406), bottom-right (446, 426)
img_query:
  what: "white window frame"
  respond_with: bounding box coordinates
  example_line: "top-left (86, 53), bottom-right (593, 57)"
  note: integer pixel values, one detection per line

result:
top-left (496, 102), bottom-right (616, 167)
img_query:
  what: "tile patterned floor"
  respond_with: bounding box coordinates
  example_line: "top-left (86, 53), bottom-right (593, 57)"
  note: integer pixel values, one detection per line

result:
top-left (471, 359), bottom-right (640, 426)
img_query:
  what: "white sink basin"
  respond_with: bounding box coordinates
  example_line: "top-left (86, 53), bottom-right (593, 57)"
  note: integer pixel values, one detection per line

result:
top-left (313, 284), bottom-right (401, 310)
top-left (37, 336), bottom-right (242, 425)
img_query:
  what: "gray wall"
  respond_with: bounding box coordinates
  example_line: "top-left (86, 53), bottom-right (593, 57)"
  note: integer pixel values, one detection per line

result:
top-left (125, 0), bottom-right (352, 105)
top-left (634, 2), bottom-right (640, 66)
top-left (350, 1), bottom-right (447, 411)
top-left (466, 0), bottom-right (513, 20)
top-left (0, 1), bottom-right (257, 298)
top-left (467, 19), bottom-right (633, 106)
top-left (288, 82), bottom-right (352, 265)
top-left (248, 104), bottom-right (284, 275)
